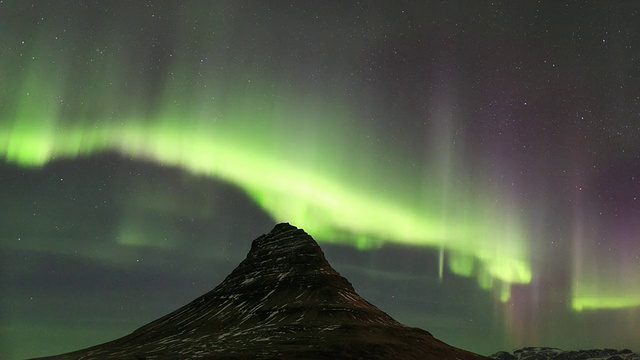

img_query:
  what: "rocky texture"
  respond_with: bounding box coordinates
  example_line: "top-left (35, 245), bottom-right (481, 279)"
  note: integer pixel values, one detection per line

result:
top-left (35, 223), bottom-right (487, 360)
top-left (490, 347), bottom-right (640, 360)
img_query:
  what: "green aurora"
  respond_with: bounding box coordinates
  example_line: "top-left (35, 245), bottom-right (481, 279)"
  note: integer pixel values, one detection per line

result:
top-left (2, 90), bottom-right (532, 300)
top-left (2, 34), bottom-right (531, 302)
top-left (2, 1), bottom-right (639, 318)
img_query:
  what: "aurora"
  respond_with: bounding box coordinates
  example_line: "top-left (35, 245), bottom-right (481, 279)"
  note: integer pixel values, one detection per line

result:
top-left (1, 81), bottom-right (532, 296)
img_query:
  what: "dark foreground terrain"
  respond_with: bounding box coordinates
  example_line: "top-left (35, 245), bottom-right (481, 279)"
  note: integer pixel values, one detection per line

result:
top-left (490, 346), bottom-right (640, 359)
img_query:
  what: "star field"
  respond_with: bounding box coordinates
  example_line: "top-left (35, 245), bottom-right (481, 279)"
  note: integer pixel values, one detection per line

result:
top-left (1, 1), bottom-right (639, 358)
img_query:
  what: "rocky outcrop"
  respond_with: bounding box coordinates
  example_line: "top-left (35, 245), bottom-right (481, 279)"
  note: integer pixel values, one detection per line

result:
top-left (35, 223), bottom-right (487, 359)
top-left (490, 347), bottom-right (640, 360)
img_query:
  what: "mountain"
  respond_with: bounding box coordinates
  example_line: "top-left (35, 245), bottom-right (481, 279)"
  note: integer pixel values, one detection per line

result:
top-left (35, 223), bottom-right (487, 359)
top-left (490, 347), bottom-right (640, 360)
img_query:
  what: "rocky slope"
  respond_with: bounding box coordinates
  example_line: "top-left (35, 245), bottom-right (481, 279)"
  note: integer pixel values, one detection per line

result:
top-left (491, 347), bottom-right (640, 360)
top-left (35, 223), bottom-right (487, 360)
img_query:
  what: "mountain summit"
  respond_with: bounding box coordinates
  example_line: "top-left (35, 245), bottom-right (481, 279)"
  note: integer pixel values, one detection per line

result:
top-left (37, 223), bottom-right (487, 359)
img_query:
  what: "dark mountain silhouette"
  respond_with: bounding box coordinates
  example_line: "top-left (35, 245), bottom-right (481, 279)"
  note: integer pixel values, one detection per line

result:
top-left (35, 223), bottom-right (488, 359)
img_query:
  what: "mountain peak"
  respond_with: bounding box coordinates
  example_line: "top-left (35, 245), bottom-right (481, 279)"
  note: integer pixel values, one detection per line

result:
top-left (37, 223), bottom-right (487, 360)
top-left (215, 222), bottom-right (402, 330)
top-left (234, 222), bottom-right (342, 283)
top-left (244, 222), bottom-right (328, 268)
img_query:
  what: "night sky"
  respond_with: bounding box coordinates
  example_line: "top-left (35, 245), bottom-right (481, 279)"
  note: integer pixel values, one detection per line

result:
top-left (1, 1), bottom-right (639, 358)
